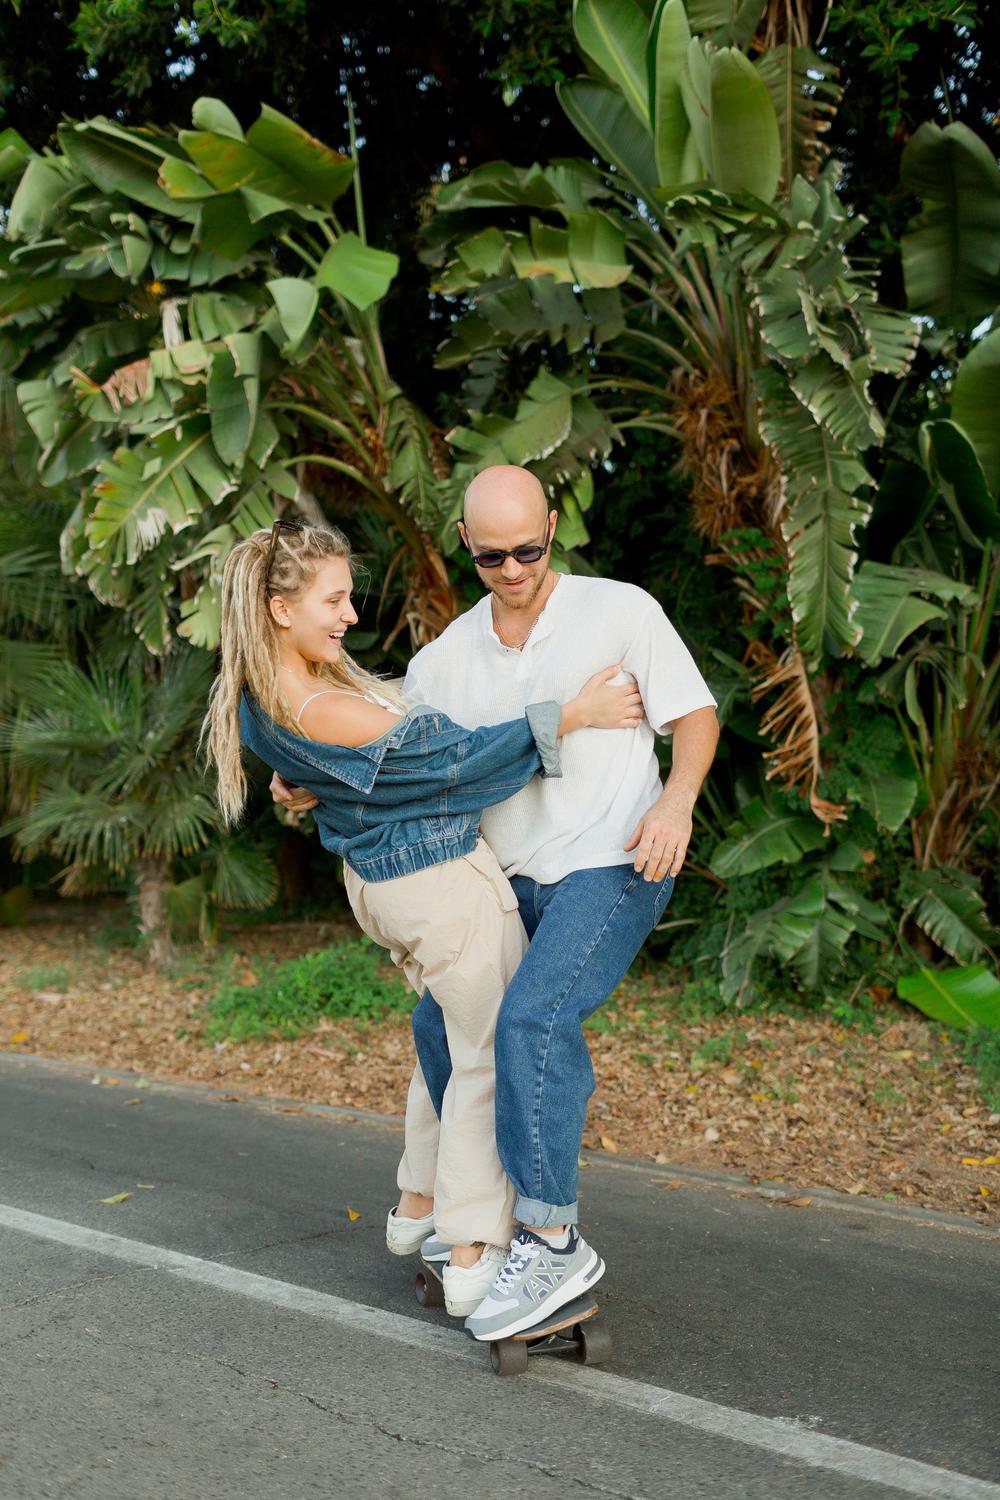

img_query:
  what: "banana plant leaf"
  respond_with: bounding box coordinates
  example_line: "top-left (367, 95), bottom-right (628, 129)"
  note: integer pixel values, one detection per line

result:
top-left (709, 795), bottom-right (825, 876)
top-left (207, 331), bottom-right (260, 469)
top-left (574, 0), bottom-right (652, 126)
top-left (86, 418), bottom-right (236, 566)
top-left (950, 327), bottom-right (1000, 499)
top-left (920, 417), bottom-right (1000, 547)
top-left (846, 770), bottom-right (919, 834)
top-left (648, 0), bottom-right (692, 187)
top-left (316, 232), bottom-right (399, 311)
top-left (706, 47), bottom-right (781, 203)
top-left (897, 964), bottom-right (1000, 1030)
top-left (566, 211), bottom-right (631, 286)
top-left (266, 278), bottom-right (319, 356)
top-left (0, 125), bottom-right (33, 181)
top-left (58, 119), bottom-right (189, 218)
top-left (512, 220), bottom-right (575, 282)
top-left (722, 871), bottom-right (878, 1002)
top-left (852, 561), bottom-right (974, 666)
top-left (900, 122), bottom-right (1000, 326)
top-left (448, 368), bottom-right (575, 470)
top-left (557, 78), bottom-right (660, 202)
top-left (904, 869), bottom-right (997, 965)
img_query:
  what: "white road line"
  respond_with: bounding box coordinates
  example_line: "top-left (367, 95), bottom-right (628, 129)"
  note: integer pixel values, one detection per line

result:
top-left (2, 1203), bottom-right (997, 1500)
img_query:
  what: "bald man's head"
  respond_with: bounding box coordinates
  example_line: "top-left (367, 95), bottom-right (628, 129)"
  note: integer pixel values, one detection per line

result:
top-left (463, 465), bottom-right (548, 535)
top-left (458, 465), bottom-right (558, 611)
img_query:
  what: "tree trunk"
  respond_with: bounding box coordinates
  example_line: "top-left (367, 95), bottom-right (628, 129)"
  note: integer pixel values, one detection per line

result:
top-left (136, 854), bottom-right (176, 967)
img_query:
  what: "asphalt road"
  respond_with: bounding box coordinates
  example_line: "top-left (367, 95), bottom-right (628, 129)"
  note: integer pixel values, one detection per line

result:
top-left (1, 1053), bottom-right (997, 1500)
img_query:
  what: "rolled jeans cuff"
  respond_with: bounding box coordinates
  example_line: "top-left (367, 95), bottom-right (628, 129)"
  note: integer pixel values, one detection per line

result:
top-left (524, 700), bottom-right (563, 779)
top-left (515, 1192), bottom-right (579, 1229)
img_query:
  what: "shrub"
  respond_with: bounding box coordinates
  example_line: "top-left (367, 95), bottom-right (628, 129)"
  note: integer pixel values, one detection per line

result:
top-left (201, 940), bottom-right (413, 1042)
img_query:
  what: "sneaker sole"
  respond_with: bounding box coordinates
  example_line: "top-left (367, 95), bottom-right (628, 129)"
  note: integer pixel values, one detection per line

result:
top-left (468, 1252), bottom-right (606, 1342)
top-left (386, 1238), bottom-right (430, 1257)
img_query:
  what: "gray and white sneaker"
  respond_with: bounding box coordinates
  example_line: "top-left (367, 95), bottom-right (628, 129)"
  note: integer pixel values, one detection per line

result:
top-left (419, 1233), bottom-right (451, 1264)
top-left (464, 1226), bottom-right (605, 1341)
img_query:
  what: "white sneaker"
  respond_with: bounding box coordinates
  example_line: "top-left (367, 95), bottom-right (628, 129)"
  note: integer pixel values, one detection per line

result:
top-left (385, 1206), bottom-right (435, 1256)
top-left (442, 1246), bottom-right (507, 1317)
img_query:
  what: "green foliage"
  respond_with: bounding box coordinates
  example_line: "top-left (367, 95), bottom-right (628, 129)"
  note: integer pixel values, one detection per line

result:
top-left (17, 962), bottom-right (71, 989)
top-left (426, 4), bottom-right (917, 661)
top-left (826, 0), bottom-right (981, 138)
top-left (1, 96), bottom-right (448, 657)
top-left (201, 939), bottom-right (413, 1041)
top-left (897, 963), bottom-right (1000, 1028)
top-left (900, 122), bottom-right (1000, 327)
top-left (962, 1026), bottom-right (1000, 1110)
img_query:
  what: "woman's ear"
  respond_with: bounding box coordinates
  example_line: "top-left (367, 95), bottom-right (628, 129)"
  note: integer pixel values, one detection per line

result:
top-left (268, 594), bottom-right (291, 629)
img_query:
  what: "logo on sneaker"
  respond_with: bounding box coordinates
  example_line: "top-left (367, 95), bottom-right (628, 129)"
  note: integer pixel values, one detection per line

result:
top-left (523, 1266), bottom-right (566, 1301)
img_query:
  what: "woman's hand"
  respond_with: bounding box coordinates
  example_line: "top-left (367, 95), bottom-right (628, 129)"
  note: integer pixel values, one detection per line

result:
top-left (560, 666), bottom-right (644, 734)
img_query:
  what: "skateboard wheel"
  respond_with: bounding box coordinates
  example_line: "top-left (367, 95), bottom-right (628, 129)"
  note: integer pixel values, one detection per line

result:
top-left (578, 1319), bottom-right (612, 1365)
top-left (414, 1271), bottom-right (445, 1308)
top-left (490, 1338), bottom-right (529, 1377)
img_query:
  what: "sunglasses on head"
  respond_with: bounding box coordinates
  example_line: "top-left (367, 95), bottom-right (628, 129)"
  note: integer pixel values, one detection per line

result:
top-left (462, 522), bottom-right (552, 570)
top-left (262, 517), bottom-right (303, 590)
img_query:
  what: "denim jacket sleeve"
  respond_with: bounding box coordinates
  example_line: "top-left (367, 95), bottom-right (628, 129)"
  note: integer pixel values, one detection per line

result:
top-left (365, 700), bottom-right (563, 815)
top-left (240, 691), bottom-right (561, 810)
top-left (444, 699), bottom-right (563, 800)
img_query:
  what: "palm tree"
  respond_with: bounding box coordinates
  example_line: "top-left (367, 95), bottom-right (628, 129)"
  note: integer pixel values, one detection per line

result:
top-left (0, 644), bottom-right (275, 963)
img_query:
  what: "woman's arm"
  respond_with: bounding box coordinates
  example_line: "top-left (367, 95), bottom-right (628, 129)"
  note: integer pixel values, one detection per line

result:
top-left (269, 669), bottom-right (642, 813)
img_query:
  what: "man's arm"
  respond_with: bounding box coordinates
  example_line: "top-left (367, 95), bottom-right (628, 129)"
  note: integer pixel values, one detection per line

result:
top-left (624, 705), bottom-right (719, 881)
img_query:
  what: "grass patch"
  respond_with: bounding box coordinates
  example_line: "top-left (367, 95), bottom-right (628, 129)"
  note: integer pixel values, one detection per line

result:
top-left (20, 963), bottom-right (72, 990)
top-left (200, 939), bottom-right (413, 1043)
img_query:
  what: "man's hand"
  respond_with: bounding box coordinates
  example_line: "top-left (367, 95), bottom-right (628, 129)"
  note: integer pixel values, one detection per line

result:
top-left (624, 789), bottom-right (694, 881)
top-left (270, 771), bottom-right (318, 814)
top-left (625, 705), bottom-right (719, 880)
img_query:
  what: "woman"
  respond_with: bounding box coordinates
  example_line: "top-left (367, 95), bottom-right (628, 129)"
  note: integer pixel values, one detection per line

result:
top-left (202, 519), bottom-right (641, 1316)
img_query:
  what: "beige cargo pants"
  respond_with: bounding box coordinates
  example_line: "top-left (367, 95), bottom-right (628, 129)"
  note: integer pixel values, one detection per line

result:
top-left (343, 838), bottom-right (524, 1248)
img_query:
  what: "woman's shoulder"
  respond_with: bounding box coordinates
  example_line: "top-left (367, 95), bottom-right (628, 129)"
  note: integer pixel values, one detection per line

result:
top-left (298, 688), bottom-right (402, 749)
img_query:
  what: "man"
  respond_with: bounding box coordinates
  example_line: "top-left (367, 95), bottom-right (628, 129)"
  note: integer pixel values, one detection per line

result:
top-left (274, 464), bottom-right (718, 1340)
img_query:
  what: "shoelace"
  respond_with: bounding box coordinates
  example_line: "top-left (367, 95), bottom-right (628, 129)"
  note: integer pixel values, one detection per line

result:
top-left (492, 1235), bottom-right (541, 1295)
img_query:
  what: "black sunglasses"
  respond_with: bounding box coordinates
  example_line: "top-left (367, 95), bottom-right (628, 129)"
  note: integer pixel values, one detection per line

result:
top-left (263, 518), bottom-right (303, 589)
top-left (461, 522), bottom-right (552, 570)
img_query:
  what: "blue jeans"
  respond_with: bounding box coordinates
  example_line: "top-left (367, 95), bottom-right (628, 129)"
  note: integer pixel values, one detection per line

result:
top-left (412, 863), bottom-right (675, 1230)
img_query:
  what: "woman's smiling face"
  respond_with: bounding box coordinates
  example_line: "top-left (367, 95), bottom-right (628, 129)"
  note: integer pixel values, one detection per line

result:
top-left (272, 556), bottom-right (359, 665)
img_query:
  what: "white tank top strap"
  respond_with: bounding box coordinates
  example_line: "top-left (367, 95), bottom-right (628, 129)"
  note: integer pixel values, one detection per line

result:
top-left (294, 685), bottom-right (404, 725)
top-left (294, 687), bottom-right (356, 725)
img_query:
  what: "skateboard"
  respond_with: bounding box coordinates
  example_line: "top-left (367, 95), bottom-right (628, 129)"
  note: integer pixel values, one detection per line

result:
top-left (478, 1293), bottom-right (612, 1377)
top-left (415, 1257), bottom-right (612, 1377)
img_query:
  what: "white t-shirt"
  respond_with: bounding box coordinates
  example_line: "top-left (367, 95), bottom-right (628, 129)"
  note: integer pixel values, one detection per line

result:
top-left (403, 575), bottom-right (717, 884)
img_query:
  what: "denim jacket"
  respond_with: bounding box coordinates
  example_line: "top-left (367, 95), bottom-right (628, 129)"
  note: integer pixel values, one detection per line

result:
top-left (239, 692), bottom-right (563, 882)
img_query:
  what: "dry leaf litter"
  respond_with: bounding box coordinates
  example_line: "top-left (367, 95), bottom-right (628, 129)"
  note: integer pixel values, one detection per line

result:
top-left (2, 908), bottom-right (997, 1220)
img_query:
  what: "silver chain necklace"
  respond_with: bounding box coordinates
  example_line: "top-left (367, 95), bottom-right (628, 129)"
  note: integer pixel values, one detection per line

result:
top-left (491, 575), bottom-right (558, 650)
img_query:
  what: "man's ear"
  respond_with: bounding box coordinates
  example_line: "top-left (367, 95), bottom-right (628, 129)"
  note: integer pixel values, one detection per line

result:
top-left (548, 509), bottom-right (559, 542)
top-left (456, 519), bottom-right (469, 551)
